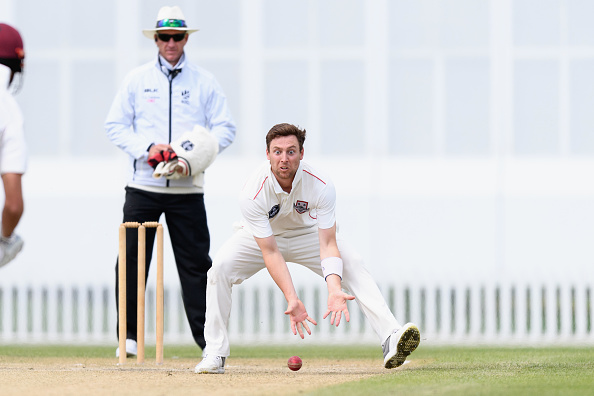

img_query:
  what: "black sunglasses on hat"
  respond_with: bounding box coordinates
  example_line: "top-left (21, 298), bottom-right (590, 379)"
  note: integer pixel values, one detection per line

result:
top-left (156, 32), bottom-right (187, 42)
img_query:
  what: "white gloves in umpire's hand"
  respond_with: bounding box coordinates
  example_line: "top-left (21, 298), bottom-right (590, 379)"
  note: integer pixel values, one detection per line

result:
top-left (170, 125), bottom-right (219, 176)
top-left (153, 159), bottom-right (181, 179)
top-left (152, 125), bottom-right (219, 180)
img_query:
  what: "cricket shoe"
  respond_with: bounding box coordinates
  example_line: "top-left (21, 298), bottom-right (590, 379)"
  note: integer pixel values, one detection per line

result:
top-left (115, 339), bottom-right (137, 358)
top-left (0, 234), bottom-right (23, 269)
top-left (194, 355), bottom-right (226, 374)
top-left (382, 322), bottom-right (420, 369)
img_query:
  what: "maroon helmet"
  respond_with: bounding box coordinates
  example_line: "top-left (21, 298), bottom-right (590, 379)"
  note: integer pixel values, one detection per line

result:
top-left (0, 23), bottom-right (25, 73)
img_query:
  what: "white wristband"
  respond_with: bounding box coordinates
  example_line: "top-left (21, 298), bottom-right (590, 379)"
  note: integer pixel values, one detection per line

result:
top-left (321, 257), bottom-right (343, 281)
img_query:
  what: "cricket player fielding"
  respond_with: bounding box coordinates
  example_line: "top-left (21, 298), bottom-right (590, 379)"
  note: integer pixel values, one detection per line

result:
top-left (195, 123), bottom-right (420, 374)
top-left (0, 23), bottom-right (27, 269)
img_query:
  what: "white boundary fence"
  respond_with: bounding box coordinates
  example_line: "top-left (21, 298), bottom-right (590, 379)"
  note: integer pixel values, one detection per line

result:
top-left (0, 280), bottom-right (592, 346)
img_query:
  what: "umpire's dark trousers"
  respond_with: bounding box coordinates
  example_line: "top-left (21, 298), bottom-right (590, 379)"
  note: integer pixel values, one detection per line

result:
top-left (115, 186), bottom-right (211, 349)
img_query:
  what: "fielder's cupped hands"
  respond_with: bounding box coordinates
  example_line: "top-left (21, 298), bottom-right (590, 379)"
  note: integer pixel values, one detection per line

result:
top-left (285, 299), bottom-right (317, 339)
top-left (324, 290), bottom-right (355, 326)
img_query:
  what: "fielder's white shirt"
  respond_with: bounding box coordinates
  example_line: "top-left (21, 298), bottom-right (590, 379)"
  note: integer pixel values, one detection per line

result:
top-left (0, 65), bottom-right (27, 175)
top-left (239, 161), bottom-right (336, 238)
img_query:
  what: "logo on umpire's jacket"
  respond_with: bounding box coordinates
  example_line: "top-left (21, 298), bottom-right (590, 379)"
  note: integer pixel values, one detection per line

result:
top-left (294, 200), bottom-right (308, 214)
top-left (181, 90), bottom-right (190, 105)
top-left (268, 204), bottom-right (280, 219)
top-left (180, 140), bottom-right (194, 151)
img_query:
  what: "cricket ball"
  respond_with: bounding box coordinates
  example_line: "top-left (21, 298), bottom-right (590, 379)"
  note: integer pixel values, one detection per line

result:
top-left (287, 355), bottom-right (302, 371)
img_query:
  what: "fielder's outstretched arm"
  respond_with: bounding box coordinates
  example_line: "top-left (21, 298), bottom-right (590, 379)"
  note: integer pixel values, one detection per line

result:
top-left (1, 173), bottom-right (23, 238)
top-left (254, 235), bottom-right (317, 338)
top-left (319, 224), bottom-right (355, 327)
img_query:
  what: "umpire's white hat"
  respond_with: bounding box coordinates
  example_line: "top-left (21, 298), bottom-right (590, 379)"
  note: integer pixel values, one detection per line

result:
top-left (142, 6), bottom-right (199, 39)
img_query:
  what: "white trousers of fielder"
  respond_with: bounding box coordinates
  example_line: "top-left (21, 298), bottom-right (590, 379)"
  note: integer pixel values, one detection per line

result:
top-left (203, 227), bottom-right (400, 357)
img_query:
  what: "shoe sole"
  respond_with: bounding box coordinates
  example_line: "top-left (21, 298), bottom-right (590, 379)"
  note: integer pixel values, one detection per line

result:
top-left (195, 368), bottom-right (225, 374)
top-left (384, 324), bottom-right (420, 369)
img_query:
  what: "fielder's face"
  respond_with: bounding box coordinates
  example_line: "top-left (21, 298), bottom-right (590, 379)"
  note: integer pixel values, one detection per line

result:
top-left (267, 135), bottom-right (304, 187)
top-left (155, 29), bottom-right (188, 66)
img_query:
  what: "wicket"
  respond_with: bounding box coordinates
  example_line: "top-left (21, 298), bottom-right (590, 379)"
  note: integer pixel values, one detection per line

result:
top-left (118, 221), bottom-right (164, 365)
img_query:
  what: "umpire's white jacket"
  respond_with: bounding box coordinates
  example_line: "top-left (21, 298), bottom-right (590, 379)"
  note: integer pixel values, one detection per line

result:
top-left (104, 54), bottom-right (236, 191)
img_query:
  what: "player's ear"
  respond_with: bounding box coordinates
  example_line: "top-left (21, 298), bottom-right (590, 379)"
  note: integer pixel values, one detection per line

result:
top-left (154, 34), bottom-right (158, 42)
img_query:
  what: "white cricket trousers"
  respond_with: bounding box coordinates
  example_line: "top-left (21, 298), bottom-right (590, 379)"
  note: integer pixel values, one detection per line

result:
top-left (203, 227), bottom-right (400, 357)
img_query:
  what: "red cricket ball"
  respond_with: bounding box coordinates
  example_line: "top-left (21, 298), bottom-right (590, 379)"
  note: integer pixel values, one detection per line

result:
top-left (287, 355), bottom-right (302, 371)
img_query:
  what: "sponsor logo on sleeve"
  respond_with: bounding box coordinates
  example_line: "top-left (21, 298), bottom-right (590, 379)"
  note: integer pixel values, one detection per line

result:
top-left (268, 204), bottom-right (280, 219)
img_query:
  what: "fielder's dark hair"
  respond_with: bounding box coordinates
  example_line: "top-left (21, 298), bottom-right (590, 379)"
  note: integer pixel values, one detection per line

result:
top-left (266, 123), bottom-right (306, 152)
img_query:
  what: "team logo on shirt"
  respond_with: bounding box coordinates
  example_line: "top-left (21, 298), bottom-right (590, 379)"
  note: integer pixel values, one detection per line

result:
top-left (268, 204), bottom-right (280, 219)
top-left (294, 200), bottom-right (309, 214)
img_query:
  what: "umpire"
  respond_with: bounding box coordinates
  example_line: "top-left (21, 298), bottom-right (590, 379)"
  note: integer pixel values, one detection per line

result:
top-left (105, 6), bottom-right (236, 357)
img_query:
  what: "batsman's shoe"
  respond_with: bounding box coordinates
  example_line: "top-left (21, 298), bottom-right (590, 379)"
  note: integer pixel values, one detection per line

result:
top-left (0, 234), bottom-right (23, 269)
top-left (115, 339), bottom-right (138, 358)
top-left (194, 355), bottom-right (226, 374)
top-left (382, 322), bottom-right (420, 369)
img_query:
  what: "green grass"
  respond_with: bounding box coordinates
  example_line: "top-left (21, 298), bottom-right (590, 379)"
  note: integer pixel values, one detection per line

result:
top-left (0, 345), bottom-right (592, 395)
top-left (309, 346), bottom-right (594, 396)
